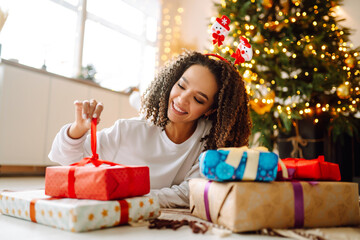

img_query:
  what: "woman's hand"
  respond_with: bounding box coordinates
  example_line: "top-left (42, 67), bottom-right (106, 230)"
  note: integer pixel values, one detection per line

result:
top-left (68, 99), bottom-right (104, 139)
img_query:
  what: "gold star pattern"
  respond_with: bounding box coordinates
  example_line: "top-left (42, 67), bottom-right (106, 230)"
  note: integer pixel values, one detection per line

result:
top-left (5, 196), bottom-right (8, 200)
top-left (71, 228), bottom-right (76, 232)
top-left (72, 215), bottom-right (77, 223)
top-left (11, 197), bottom-right (14, 201)
top-left (48, 210), bottom-right (53, 217)
top-left (12, 209), bottom-right (15, 215)
top-left (139, 201), bottom-right (144, 208)
top-left (41, 210), bottom-right (45, 216)
top-left (88, 213), bottom-right (94, 221)
top-left (5, 208), bottom-right (9, 214)
top-left (58, 211), bottom-right (62, 218)
top-left (114, 206), bottom-right (120, 212)
top-left (102, 209), bottom-right (108, 218)
top-left (0, 195), bottom-right (3, 200)
top-left (148, 198), bottom-right (154, 205)
top-left (18, 209), bottom-right (22, 216)
top-left (25, 210), bottom-right (28, 217)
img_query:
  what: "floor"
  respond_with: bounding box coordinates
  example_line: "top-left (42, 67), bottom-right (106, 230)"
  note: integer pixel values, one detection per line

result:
top-left (0, 176), bottom-right (288, 240)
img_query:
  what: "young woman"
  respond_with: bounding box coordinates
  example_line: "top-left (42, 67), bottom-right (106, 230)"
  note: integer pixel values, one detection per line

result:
top-left (49, 51), bottom-right (252, 208)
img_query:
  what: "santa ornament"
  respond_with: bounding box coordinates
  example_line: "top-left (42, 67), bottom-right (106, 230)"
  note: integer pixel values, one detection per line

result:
top-left (211, 15), bottom-right (231, 47)
top-left (231, 36), bottom-right (253, 64)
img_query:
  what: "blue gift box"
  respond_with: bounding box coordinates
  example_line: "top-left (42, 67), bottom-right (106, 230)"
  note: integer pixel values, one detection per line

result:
top-left (199, 149), bottom-right (279, 182)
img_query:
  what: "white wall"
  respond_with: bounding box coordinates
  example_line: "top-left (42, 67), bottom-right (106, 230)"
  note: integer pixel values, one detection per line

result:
top-left (337, 0), bottom-right (360, 47)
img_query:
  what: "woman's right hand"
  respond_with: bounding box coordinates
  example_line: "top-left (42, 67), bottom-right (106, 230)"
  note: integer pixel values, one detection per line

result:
top-left (68, 99), bottom-right (104, 139)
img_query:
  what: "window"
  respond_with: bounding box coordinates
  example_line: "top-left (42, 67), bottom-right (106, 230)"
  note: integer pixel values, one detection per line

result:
top-left (0, 0), bottom-right (160, 91)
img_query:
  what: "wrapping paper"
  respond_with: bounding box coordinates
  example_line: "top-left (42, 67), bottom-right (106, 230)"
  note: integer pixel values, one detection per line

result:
top-left (0, 190), bottom-right (160, 232)
top-left (199, 147), bottom-right (279, 181)
top-left (45, 164), bottom-right (150, 200)
top-left (277, 156), bottom-right (341, 181)
top-left (45, 118), bottom-right (150, 200)
top-left (189, 178), bottom-right (360, 232)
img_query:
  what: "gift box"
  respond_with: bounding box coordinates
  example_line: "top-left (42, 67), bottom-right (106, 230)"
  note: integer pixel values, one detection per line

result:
top-left (199, 147), bottom-right (279, 181)
top-left (0, 190), bottom-right (160, 232)
top-left (45, 118), bottom-right (150, 200)
top-left (277, 155), bottom-right (341, 181)
top-left (189, 178), bottom-right (360, 232)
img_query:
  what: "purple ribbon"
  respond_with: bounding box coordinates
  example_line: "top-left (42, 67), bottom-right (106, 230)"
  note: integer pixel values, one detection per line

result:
top-left (291, 182), bottom-right (304, 228)
top-left (204, 180), bottom-right (212, 222)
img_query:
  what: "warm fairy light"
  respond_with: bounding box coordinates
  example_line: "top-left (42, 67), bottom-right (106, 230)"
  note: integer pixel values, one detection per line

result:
top-left (296, 12), bottom-right (301, 17)
top-left (177, 8), bottom-right (184, 13)
top-left (294, 75), bottom-right (298, 79)
top-left (299, 110), bottom-right (304, 114)
top-left (322, 107), bottom-right (326, 111)
top-left (332, 55), bottom-right (336, 60)
top-left (291, 17), bottom-right (296, 23)
top-left (345, 81), bottom-right (350, 85)
top-left (321, 54), bottom-right (325, 58)
top-left (278, 42), bottom-right (283, 46)
top-left (313, 21), bottom-right (317, 26)
top-left (270, 49), bottom-right (274, 54)
top-left (314, 118), bottom-right (319, 124)
top-left (354, 52), bottom-right (359, 57)
top-left (305, 72), bottom-right (309, 76)
top-left (271, 80), bottom-right (275, 84)
top-left (316, 103), bottom-right (321, 108)
top-left (297, 90), bottom-right (300, 94)
top-left (292, 53), bottom-right (297, 58)
top-left (302, 12), bottom-right (307, 16)
top-left (273, 125), bottom-right (277, 129)
top-left (255, 49), bottom-right (260, 54)
top-left (314, 5), bottom-right (318, 9)
top-left (314, 68), bottom-right (318, 71)
top-left (282, 48), bottom-right (287, 53)
top-left (279, 12), bottom-right (283, 16)
top-left (305, 102), bottom-right (310, 107)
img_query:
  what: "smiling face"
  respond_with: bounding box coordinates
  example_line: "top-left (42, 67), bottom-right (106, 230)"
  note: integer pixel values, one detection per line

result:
top-left (167, 64), bottom-right (218, 125)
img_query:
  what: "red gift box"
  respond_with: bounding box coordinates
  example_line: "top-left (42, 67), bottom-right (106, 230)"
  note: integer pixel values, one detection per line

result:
top-left (277, 155), bottom-right (341, 181)
top-left (45, 118), bottom-right (150, 200)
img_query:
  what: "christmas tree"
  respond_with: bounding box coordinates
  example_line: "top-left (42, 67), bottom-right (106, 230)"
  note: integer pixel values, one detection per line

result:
top-left (212, 0), bottom-right (360, 151)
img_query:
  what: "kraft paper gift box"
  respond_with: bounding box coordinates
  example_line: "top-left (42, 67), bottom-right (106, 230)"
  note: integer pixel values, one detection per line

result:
top-left (0, 190), bottom-right (160, 232)
top-left (45, 118), bottom-right (150, 200)
top-left (189, 178), bottom-right (360, 232)
top-left (199, 147), bottom-right (280, 181)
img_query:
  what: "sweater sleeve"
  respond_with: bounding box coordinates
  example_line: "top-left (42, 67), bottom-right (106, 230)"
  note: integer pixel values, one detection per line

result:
top-left (48, 120), bottom-right (122, 166)
top-left (149, 159), bottom-right (202, 208)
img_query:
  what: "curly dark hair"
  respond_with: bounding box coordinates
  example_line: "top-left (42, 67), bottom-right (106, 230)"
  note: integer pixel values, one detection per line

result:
top-left (141, 51), bottom-right (252, 150)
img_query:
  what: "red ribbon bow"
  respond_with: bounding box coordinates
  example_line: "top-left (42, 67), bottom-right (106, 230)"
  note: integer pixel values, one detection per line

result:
top-left (68, 118), bottom-right (126, 198)
top-left (212, 33), bottom-right (225, 46)
top-left (231, 48), bottom-right (245, 65)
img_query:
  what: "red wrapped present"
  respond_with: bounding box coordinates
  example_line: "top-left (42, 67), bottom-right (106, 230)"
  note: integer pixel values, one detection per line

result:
top-left (45, 118), bottom-right (150, 200)
top-left (277, 155), bottom-right (341, 181)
